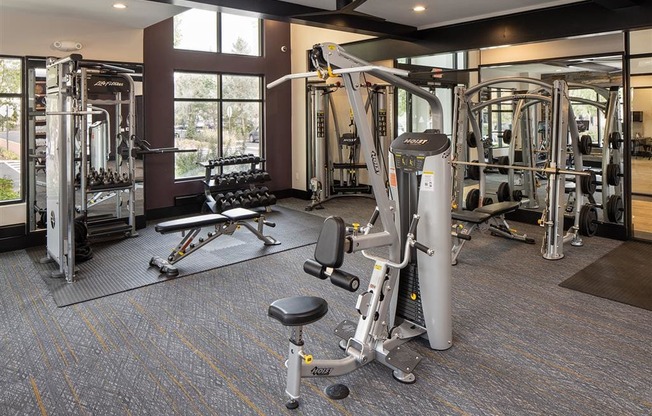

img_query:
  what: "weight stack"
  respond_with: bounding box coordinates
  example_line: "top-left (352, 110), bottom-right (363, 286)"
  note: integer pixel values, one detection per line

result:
top-left (396, 263), bottom-right (426, 328)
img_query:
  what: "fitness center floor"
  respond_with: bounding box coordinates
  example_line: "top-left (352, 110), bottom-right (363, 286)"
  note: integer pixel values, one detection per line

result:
top-left (1, 197), bottom-right (650, 415)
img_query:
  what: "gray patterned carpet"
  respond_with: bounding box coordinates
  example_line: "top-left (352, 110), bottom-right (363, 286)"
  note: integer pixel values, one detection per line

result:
top-left (1, 197), bottom-right (651, 415)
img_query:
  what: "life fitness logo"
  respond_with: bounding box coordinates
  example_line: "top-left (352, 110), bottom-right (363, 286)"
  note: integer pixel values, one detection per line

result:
top-left (94, 80), bottom-right (125, 87)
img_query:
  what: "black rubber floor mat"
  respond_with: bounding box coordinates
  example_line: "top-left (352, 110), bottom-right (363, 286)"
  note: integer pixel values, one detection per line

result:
top-left (29, 206), bottom-right (325, 307)
top-left (559, 241), bottom-right (652, 311)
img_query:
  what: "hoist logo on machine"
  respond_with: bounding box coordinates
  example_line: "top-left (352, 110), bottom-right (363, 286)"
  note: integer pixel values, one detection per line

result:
top-left (402, 138), bottom-right (428, 146)
top-left (311, 367), bottom-right (333, 376)
top-left (370, 150), bottom-right (380, 174)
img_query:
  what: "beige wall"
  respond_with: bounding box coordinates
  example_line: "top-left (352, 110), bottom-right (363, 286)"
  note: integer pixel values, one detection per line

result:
top-left (289, 24), bottom-right (372, 190)
top-left (480, 32), bottom-right (623, 66)
top-left (0, 8), bottom-right (143, 62)
top-left (632, 88), bottom-right (652, 138)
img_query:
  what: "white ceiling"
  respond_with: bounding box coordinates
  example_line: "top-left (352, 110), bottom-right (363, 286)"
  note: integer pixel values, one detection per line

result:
top-left (0, 0), bottom-right (187, 29)
top-left (280, 0), bottom-right (586, 30)
top-left (0, 0), bottom-right (588, 31)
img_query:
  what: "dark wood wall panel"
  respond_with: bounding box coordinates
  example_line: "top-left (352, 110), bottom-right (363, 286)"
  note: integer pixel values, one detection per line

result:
top-left (143, 18), bottom-right (291, 211)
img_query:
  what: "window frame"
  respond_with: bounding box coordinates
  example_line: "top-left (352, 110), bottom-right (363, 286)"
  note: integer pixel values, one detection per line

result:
top-left (173, 71), bottom-right (264, 181)
top-left (0, 55), bottom-right (24, 205)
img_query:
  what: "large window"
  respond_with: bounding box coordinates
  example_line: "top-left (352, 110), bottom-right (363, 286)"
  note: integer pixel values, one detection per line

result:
top-left (174, 10), bottom-right (261, 56)
top-left (0, 57), bottom-right (22, 203)
top-left (174, 72), bottom-right (262, 179)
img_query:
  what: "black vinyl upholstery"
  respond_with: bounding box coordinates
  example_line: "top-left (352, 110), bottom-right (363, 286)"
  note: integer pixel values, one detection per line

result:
top-left (314, 216), bottom-right (346, 268)
top-left (268, 296), bottom-right (328, 326)
top-left (155, 214), bottom-right (228, 234)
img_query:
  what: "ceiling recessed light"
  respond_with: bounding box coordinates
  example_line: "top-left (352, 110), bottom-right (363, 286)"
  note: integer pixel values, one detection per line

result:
top-left (113, 3), bottom-right (127, 9)
top-left (413, 5), bottom-right (426, 12)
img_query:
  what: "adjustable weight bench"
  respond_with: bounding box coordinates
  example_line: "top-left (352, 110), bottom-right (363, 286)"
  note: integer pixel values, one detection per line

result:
top-left (451, 201), bottom-right (535, 265)
top-left (149, 207), bottom-right (280, 277)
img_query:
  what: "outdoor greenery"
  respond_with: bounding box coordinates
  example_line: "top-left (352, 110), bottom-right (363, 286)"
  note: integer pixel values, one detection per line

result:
top-left (0, 177), bottom-right (18, 200)
top-left (174, 38), bottom-right (262, 179)
top-left (1, 58), bottom-right (21, 148)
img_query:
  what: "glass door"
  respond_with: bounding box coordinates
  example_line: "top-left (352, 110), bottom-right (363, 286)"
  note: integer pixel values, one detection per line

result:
top-left (631, 85), bottom-right (652, 240)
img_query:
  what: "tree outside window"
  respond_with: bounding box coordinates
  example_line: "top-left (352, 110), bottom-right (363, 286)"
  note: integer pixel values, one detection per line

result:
top-left (0, 57), bottom-right (22, 202)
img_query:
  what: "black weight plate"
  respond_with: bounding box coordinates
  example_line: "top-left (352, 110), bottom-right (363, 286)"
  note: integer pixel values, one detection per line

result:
top-left (512, 189), bottom-right (523, 202)
top-left (497, 182), bottom-right (510, 202)
top-left (579, 170), bottom-right (596, 195)
top-left (579, 204), bottom-right (598, 237)
top-left (482, 197), bottom-right (494, 206)
top-left (579, 134), bottom-right (592, 155)
top-left (606, 163), bottom-right (620, 187)
top-left (465, 189), bottom-right (480, 210)
top-left (468, 161), bottom-right (480, 180)
top-left (606, 195), bottom-right (623, 223)
top-left (467, 132), bottom-right (477, 148)
top-left (609, 132), bottom-right (622, 150)
top-left (503, 129), bottom-right (512, 144)
top-left (497, 156), bottom-right (509, 175)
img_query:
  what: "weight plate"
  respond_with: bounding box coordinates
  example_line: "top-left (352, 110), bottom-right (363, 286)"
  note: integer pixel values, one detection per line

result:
top-left (468, 161), bottom-right (480, 180)
top-left (497, 182), bottom-right (511, 202)
top-left (579, 204), bottom-right (598, 237)
top-left (609, 132), bottom-right (622, 150)
top-left (579, 134), bottom-right (593, 155)
top-left (482, 197), bottom-right (494, 206)
top-left (497, 156), bottom-right (509, 175)
top-left (467, 132), bottom-right (477, 148)
top-left (465, 189), bottom-right (480, 210)
top-left (579, 170), bottom-right (596, 195)
top-left (606, 163), bottom-right (620, 187)
top-left (512, 189), bottom-right (523, 202)
top-left (503, 129), bottom-right (512, 144)
top-left (606, 195), bottom-right (623, 223)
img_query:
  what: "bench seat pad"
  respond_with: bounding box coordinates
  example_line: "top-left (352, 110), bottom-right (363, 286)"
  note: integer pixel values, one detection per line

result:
top-left (155, 214), bottom-right (228, 234)
top-left (475, 201), bottom-right (520, 216)
top-left (452, 210), bottom-right (492, 224)
top-left (221, 208), bottom-right (260, 221)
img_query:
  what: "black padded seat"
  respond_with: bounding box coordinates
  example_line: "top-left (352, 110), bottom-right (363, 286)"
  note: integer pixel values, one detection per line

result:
top-left (268, 296), bottom-right (328, 326)
top-left (452, 210), bottom-right (492, 224)
top-left (155, 214), bottom-right (228, 234)
top-left (221, 208), bottom-right (260, 221)
top-left (475, 201), bottom-right (520, 216)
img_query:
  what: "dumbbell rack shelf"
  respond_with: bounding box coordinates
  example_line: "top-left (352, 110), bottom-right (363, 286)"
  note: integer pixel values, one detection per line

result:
top-left (200, 154), bottom-right (276, 213)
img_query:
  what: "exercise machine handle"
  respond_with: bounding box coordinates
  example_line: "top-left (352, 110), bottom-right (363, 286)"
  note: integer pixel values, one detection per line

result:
top-left (412, 241), bottom-right (434, 256)
top-left (408, 214), bottom-right (420, 236)
top-left (452, 232), bottom-right (472, 241)
top-left (330, 269), bottom-right (360, 292)
top-left (368, 207), bottom-right (380, 227)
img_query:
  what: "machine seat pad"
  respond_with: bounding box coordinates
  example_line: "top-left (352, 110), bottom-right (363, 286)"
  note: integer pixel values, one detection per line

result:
top-left (268, 296), bottom-right (328, 326)
top-left (155, 214), bottom-right (228, 234)
top-left (221, 208), bottom-right (260, 221)
top-left (475, 201), bottom-right (520, 217)
top-left (452, 210), bottom-right (492, 224)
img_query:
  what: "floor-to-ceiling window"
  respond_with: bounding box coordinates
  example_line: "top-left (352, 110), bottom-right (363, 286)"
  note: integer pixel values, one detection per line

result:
top-left (171, 9), bottom-right (263, 180)
top-left (0, 56), bottom-right (22, 203)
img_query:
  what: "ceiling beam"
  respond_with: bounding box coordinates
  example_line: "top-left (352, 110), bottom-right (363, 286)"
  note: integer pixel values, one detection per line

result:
top-left (141, 0), bottom-right (417, 38)
top-left (344, 1), bottom-right (652, 61)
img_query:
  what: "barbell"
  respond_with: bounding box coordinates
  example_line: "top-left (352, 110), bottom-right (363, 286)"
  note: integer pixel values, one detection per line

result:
top-left (453, 160), bottom-right (594, 177)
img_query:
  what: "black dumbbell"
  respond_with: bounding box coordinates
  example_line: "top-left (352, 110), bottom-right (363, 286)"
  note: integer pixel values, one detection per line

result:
top-left (258, 187), bottom-right (277, 206)
top-left (243, 189), bottom-right (261, 208)
top-left (234, 190), bottom-right (253, 208)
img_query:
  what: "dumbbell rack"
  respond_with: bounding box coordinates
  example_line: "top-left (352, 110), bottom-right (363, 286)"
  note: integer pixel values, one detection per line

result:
top-left (200, 154), bottom-right (277, 213)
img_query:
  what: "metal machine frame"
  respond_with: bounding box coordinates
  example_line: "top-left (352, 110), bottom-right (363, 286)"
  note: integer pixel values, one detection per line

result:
top-left (44, 54), bottom-right (138, 282)
top-left (268, 42), bottom-right (452, 408)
